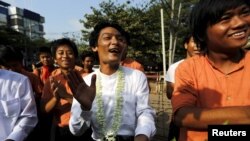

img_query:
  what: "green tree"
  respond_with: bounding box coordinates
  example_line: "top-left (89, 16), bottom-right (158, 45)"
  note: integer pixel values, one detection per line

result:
top-left (80, 0), bottom-right (163, 70)
top-left (153, 0), bottom-right (199, 63)
top-left (0, 26), bottom-right (49, 69)
top-left (80, 0), bottom-right (198, 70)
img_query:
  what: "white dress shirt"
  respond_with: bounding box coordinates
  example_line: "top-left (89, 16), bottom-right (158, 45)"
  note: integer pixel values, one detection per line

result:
top-left (70, 66), bottom-right (156, 140)
top-left (0, 69), bottom-right (38, 141)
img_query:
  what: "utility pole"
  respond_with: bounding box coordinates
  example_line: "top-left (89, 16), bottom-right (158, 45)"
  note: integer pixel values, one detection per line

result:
top-left (172, 2), bottom-right (182, 62)
top-left (168, 0), bottom-right (175, 66)
top-left (161, 8), bottom-right (166, 81)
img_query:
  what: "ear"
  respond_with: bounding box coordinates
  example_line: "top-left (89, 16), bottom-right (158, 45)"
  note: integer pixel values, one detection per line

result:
top-left (92, 46), bottom-right (98, 52)
top-left (184, 43), bottom-right (188, 49)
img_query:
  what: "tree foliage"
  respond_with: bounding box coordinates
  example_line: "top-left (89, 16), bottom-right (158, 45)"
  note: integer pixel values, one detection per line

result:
top-left (80, 0), bottom-right (198, 70)
top-left (0, 26), bottom-right (49, 69)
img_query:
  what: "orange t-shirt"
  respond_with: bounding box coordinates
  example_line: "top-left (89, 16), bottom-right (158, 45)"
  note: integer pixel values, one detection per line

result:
top-left (172, 50), bottom-right (250, 141)
top-left (33, 65), bottom-right (56, 85)
top-left (121, 58), bottom-right (144, 72)
top-left (41, 68), bottom-right (81, 127)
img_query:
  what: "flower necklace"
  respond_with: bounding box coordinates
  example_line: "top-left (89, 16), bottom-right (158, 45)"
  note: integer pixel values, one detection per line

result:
top-left (96, 67), bottom-right (125, 141)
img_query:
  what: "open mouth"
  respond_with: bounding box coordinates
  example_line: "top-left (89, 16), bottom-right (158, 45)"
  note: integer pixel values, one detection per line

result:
top-left (193, 50), bottom-right (200, 54)
top-left (108, 48), bottom-right (120, 54)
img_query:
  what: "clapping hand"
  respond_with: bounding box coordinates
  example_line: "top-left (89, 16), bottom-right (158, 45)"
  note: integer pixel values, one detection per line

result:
top-left (50, 77), bottom-right (72, 101)
top-left (66, 70), bottom-right (96, 111)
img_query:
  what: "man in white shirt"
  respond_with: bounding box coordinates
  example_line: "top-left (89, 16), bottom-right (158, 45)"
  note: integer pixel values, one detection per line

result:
top-left (165, 34), bottom-right (199, 141)
top-left (0, 45), bottom-right (37, 141)
top-left (67, 21), bottom-right (156, 141)
top-left (166, 34), bottom-right (200, 99)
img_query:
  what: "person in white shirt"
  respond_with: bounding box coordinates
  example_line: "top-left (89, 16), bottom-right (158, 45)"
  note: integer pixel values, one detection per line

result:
top-left (166, 34), bottom-right (200, 99)
top-left (165, 34), bottom-right (199, 141)
top-left (67, 21), bottom-right (156, 141)
top-left (0, 45), bottom-right (38, 141)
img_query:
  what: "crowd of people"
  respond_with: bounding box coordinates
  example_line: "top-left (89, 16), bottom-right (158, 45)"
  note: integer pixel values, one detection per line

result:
top-left (0, 0), bottom-right (250, 141)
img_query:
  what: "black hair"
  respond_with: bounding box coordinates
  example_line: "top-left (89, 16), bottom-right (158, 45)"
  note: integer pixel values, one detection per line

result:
top-left (190, 0), bottom-right (250, 50)
top-left (37, 46), bottom-right (51, 56)
top-left (89, 20), bottom-right (130, 48)
top-left (80, 51), bottom-right (94, 61)
top-left (183, 32), bottom-right (193, 46)
top-left (50, 38), bottom-right (78, 58)
top-left (0, 45), bottom-right (23, 66)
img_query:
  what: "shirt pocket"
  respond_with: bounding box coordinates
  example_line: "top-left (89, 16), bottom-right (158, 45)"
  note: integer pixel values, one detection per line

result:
top-left (0, 98), bottom-right (21, 117)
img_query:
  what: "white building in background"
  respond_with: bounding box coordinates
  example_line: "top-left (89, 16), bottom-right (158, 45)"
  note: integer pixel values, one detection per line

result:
top-left (0, 0), bottom-right (45, 39)
top-left (0, 1), bottom-right (9, 26)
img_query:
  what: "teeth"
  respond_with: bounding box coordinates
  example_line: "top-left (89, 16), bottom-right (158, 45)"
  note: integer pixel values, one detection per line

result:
top-left (109, 48), bottom-right (119, 53)
top-left (232, 31), bottom-right (245, 37)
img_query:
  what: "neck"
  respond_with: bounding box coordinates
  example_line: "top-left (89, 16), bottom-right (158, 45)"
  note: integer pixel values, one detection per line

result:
top-left (99, 64), bottom-right (119, 75)
top-left (207, 49), bottom-right (243, 74)
top-left (60, 67), bottom-right (74, 75)
top-left (83, 67), bottom-right (93, 73)
top-left (186, 53), bottom-right (191, 59)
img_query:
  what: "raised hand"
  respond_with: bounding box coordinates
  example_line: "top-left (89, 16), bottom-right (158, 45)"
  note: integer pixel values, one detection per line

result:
top-left (66, 70), bottom-right (96, 111)
top-left (50, 77), bottom-right (72, 102)
top-left (49, 77), bottom-right (60, 100)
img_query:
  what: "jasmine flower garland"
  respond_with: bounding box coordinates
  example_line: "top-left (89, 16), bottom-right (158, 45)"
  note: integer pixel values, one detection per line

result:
top-left (96, 67), bottom-right (125, 140)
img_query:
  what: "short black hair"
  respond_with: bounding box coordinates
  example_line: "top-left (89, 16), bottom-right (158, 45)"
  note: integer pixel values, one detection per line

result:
top-left (50, 38), bottom-right (78, 58)
top-left (183, 32), bottom-right (193, 46)
top-left (80, 51), bottom-right (94, 61)
top-left (0, 45), bottom-right (23, 66)
top-left (89, 20), bottom-right (130, 48)
top-left (37, 46), bottom-right (51, 56)
top-left (190, 0), bottom-right (250, 50)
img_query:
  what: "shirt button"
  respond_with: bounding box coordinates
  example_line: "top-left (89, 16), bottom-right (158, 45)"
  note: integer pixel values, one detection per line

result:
top-left (226, 96), bottom-right (231, 100)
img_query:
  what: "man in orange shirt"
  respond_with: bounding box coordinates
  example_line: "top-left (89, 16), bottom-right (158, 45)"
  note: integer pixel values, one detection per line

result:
top-left (33, 46), bottom-right (56, 85)
top-left (120, 45), bottom-right (144, 72)
top-left (171, 0), bottom-right (250, 141)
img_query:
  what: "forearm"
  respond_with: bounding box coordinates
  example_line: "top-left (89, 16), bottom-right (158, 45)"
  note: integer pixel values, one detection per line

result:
top-left (166, 82), bottom-right (174, 99)
top-left (9, 96), bottom-right (38, 141)
top-left (61, 94), bottom-right (73, 104)
top-left (70, 99), bottom-right (92, 136)
top-left (42, 97), bottom-right (58, 113)
top-left (175, 106), bottom-right (250, 130)
top-left (8, 116), bottom-right (37, 141)
top-left (135, 134), bottom-right (149, 141)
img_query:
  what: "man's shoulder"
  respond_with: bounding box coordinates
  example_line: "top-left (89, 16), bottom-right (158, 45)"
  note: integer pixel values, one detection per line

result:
top-left (122, 66), bottom-right (146, 78)
top-left (244, 50), bottom-right (250, 59)
top-left (0, 69), bottom-right (28, 82)
top-left (168, 59), bottom-right (185, 71)
top-left (22, 69), bottom-right (40, 81)
top-left (170, 59), bottom-right (185, 67)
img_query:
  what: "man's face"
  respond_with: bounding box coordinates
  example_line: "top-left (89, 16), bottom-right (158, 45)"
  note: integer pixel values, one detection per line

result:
top-left (185, 37), bottom-right (200, 57)
top-left (54, 45), bottom-right (75, 70)
top-left (93, 27), bottom-right (127, 65)
top-left (82, 56), bottom-right (94, 69)
top-left (206, 5), bottom-right (250, 51)
top-left (39, 52), bottom-right (53, 66)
